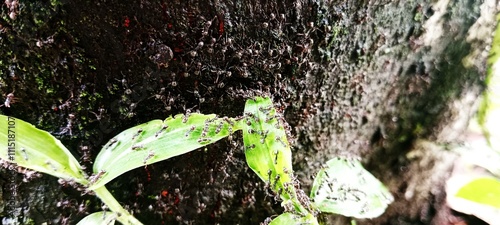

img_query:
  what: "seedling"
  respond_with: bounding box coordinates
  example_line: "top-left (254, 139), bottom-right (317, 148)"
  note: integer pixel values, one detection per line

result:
top-left (0, 96), bottom-right (393, 224)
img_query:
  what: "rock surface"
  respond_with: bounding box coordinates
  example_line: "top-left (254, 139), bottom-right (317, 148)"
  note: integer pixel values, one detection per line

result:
top-left (0, 0), bottom-right (497, 224)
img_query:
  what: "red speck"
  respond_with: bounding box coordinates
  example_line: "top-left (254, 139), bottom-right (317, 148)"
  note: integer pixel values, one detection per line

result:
top-left (161, 0), bottom-right (169, 23)
top-left (123, 16), bottom-right (130, 27)
top-left (173, 47), bottom-right (183, 53)
top-left (174, 196), bottom-right (180, 205)
top-left (167, 23), bottom-right (173, 29)
top-left (217, 13), bottom-right (224, 36)
top-left (144, 166), bottom-right (151, 182)
top-left (211, 194), bottom-right (222, 219)
top-left (161, 190), bottom-right (168, 198)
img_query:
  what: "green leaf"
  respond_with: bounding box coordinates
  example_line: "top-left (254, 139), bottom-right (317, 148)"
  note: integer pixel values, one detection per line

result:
top-left (0, 115), bottom-right (87, 184)
top-left (269, 212), bottom-right (319, 225)
top-left (90, 113), bottom-right (238, 189)
top-left (241, 97), bottom-right (293, 189)
top-left (241, 97), bottom-right (308, 214)
top-left (269, 213), bottom-right (297, 225)
top-left (455, 177), bottom-right (500, 209)
top-left (76, 211), bottom-right (116, 225)
top-left (310, 157), bottom-right (393, 218)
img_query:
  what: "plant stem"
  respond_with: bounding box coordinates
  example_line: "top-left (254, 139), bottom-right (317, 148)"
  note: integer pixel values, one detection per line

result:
top-left (93, 186), bottom-right (144, 225)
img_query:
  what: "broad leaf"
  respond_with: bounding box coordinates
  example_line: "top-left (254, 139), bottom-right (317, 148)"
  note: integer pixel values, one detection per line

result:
top-left (91, 113), bottom-right (238, 189)
top-left (447, 176), bottom-right (500, 224)
top-left (268, 213), bottom-right (319, 225)
top-left (310, 157), bottom-right (393, 218)
top-left (241, 97), bottom-right (308, 214)
top-left (76, 211), bottom-right (116, 225)
top-left (455, 177), bottom-right (500, 208)
top-left (0, 115), bottom-right (87, 184)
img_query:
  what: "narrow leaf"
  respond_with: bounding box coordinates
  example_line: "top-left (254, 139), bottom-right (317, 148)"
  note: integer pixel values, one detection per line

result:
top-left (76, 211), bottom-right (116, 225)
top-left (310, 157), bottom-right (393, 218)
top-left (241, 97), bottom-right (307, 213)
top-left (91, 113), bottom-right (237, 189)
top-left (0, 115), bottom-right (87, 184)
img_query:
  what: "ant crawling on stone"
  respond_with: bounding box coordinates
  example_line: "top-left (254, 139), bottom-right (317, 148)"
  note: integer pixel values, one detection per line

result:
top-left (0, 92), bottom-right (16, 108)
top-left (57, 113), bottom-right (76, 136)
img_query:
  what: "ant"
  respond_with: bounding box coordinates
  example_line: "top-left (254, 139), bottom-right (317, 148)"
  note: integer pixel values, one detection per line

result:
top-left (0, 93), bottom-right (16, 108)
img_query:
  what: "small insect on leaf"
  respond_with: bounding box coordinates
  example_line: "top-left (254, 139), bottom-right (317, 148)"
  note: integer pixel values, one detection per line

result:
top-left (89, 170), bottom-right (107, 184)
top-left (91, 113), bottom-right (241, 190)
top-left (21, 148), bottom-right (28, 161)
top-left (155, 125), bottom-right (168, 137)
top-left (143, 151), bottom-right (155, 164)
top-left (131, 144), bottom-right (144, 150)
top-left (310, 157), bottom-right (394, 218)
top-left (197, 138), bottom-right (212, 145)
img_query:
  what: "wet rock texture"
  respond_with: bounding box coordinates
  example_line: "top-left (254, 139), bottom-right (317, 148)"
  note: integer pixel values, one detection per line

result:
top-left (0, 0), bottom-right (497, 224)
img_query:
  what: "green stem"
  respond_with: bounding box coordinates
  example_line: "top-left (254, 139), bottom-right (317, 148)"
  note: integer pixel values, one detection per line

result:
top-left (93, 186), bottom-right (144, 225)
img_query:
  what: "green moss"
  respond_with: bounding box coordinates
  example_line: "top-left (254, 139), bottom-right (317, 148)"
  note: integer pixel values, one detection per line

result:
top-left (414, 12), bottom-right (423, 22)
top-left (24, 218), bottom-right (35, 225)
top-left (413, 123), bottom-right (424, 135)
